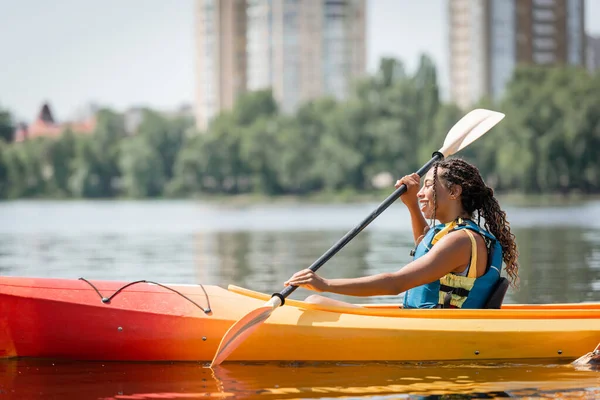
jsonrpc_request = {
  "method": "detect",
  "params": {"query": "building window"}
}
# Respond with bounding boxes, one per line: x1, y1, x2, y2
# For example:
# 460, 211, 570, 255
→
533, 37, 556, 50
533, 23, 555, 36
533, 0, 555, 6
533, 52, 556, 64
533, 9, 555, 22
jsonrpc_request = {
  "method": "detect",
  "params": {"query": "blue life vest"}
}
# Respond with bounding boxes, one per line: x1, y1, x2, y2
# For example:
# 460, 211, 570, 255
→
403, 218, 503, 309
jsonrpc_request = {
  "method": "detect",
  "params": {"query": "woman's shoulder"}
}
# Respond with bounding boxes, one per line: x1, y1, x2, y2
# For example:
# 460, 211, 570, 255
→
420, 230, 477, 273
431, 229, 474, 255
454, 219, 497, 240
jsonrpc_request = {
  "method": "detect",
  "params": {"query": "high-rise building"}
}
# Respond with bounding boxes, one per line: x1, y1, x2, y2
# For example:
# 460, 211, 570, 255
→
195, 0, 366, 130
587, 35, 600, 72
195, 0, 247, 131
449, 0, 586, 109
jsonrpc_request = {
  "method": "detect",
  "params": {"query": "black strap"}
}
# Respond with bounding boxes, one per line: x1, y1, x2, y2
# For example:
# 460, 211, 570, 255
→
439, 285, 471, 309
440, 284, 470, 298
443, 291, 453, 308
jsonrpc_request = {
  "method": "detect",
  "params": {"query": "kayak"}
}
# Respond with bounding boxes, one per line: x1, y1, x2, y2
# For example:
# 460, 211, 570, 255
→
1, 276, 599, 362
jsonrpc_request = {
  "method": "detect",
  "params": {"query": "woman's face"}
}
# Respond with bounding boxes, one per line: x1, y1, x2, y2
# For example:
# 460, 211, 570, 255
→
417, 168, 455, 220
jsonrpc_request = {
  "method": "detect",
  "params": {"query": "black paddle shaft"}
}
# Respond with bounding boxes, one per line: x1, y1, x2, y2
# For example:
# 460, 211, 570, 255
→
272, 151, 444, 305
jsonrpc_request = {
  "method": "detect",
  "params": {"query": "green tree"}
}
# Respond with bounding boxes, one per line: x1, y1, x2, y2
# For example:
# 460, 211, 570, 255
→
232, 89, 278, 126
69, 136, 102, 197
135, 109, 192, 182
493, 65, 600, 193
276, 98, 338, 194
3, 58, 600, 199
46, 129, 77, 197
413, 54, 441, 166
0, 107, 14, 143
3, 138, 47, 198
119, 136, 165, 198
0, 140, 8, 198
167, 134, 206, 196
70, 109, 126, 197
239, 116, 283, 195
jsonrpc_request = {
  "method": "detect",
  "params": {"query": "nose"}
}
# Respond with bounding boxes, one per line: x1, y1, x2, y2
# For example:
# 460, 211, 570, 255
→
417, 185, 425, 198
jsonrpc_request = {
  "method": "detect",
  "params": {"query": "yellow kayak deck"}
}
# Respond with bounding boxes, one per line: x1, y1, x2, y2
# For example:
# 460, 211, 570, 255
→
229, 284, 600, 318
221, 285, 600, 362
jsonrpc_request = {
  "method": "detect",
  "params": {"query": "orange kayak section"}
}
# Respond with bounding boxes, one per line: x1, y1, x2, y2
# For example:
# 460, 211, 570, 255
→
1, 276, 599, 362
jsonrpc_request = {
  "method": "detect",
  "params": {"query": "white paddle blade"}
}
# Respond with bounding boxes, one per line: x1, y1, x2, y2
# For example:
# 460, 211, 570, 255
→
210, 296, 282, 367
439, 109, 505, 157
572, 343, 600, 367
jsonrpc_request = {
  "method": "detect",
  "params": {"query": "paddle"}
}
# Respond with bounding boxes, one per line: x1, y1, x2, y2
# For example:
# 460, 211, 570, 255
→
572, 342, 600, 367
209, 108, 506, 367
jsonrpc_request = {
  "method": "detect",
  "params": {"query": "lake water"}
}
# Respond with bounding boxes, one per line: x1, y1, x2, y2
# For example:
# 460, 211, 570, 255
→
1, 199, 600, 399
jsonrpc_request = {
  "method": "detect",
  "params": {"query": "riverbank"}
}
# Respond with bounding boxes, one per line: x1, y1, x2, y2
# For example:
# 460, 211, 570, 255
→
166, 190, 600, 207
3, 190, 600, 207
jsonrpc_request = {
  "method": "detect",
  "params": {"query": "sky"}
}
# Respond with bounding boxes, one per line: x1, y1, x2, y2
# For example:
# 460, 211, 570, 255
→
1, 0, 599, 123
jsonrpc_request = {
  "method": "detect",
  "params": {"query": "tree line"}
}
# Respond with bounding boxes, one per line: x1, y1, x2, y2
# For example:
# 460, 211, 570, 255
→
0, 55, 599, 200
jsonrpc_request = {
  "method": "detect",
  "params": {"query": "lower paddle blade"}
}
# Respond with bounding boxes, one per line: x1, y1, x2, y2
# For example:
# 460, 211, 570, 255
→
210, 296, 281, 367
572, 342, 600, 367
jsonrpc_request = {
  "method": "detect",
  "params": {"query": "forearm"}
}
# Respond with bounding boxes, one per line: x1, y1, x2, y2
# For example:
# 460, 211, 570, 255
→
309, 233, 471, 300
406, 202, 428, 243
324, 273, 399, 297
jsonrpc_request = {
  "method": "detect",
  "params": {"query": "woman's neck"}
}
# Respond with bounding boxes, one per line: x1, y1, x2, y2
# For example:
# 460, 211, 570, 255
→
437, 211, 471, 225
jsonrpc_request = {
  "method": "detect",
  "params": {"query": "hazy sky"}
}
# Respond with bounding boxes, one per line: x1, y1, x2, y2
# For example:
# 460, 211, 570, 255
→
1, 0, 599, 122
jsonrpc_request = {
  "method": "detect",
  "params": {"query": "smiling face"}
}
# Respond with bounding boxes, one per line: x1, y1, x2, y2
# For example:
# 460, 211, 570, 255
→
417, 167, 460, 221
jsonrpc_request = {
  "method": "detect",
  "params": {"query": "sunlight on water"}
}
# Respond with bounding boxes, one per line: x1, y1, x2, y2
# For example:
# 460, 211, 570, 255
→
1, 200, 600, 398
2, 200, 600, 304
1, 359, 599, 399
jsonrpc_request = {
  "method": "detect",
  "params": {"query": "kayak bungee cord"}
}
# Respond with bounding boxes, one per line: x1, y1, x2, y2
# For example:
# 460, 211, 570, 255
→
78, 277, 212, 314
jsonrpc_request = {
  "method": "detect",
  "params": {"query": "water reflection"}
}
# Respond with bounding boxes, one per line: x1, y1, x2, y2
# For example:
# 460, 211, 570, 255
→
1, 201, 600, 305
1, 359, 599, 399
203, 230, 382, 302
2, 201, 600, 399
509, 227, 600, 304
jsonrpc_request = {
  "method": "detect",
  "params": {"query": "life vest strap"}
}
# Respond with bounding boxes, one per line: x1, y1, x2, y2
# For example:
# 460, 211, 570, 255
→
463, 229, 479, 279
440, 284, 470, 298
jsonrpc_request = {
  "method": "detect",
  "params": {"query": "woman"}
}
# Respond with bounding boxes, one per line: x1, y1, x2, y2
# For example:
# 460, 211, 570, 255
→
284, 158, 519, 309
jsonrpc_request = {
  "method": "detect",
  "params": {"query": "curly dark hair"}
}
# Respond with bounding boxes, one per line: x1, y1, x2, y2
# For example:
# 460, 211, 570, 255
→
431, 157, 519, 287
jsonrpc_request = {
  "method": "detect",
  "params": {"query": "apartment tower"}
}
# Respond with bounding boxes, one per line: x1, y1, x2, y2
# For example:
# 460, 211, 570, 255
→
196, 0, 366, 130
195, 0, 248, 131
449, 0, 586, 109
587, 35, 600, 72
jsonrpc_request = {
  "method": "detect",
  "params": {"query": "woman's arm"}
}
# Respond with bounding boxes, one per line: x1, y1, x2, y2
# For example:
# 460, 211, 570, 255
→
285, 231, 472, 296
406, 202, 429, 244
395, 173, 429, 243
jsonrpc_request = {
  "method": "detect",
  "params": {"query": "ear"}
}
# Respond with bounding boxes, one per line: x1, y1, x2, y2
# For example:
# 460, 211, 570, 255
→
450, 185, 463, 199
